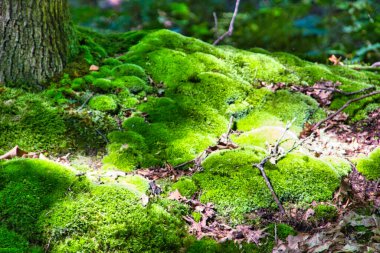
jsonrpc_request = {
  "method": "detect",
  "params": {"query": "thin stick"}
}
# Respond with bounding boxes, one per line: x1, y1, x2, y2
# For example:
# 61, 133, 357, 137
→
78, 92, 94, 111
213, 0, 240, 45
312, 90, 380, 130
213, 12, 218, 38
255, 158, 285, 214
302, 86, 375, 96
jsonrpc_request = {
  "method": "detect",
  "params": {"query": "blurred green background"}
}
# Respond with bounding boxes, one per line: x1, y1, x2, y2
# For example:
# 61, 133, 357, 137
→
69, 0, 380, 63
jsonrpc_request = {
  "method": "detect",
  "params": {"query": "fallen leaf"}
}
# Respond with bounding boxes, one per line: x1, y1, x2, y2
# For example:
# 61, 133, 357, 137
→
329, 55, 344, 66
89, 65, 99, 71
0, 146, 27, 160
168, 189, 183, 201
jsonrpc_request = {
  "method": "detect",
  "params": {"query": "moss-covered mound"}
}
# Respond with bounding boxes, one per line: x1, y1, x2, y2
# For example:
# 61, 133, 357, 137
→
357, 148, 380, 180
99, 29, 378, 171
0, 159, 189, 252
175, 148, 349, 224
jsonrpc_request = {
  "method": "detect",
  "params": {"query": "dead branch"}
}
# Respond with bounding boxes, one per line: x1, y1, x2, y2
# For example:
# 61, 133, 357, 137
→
302, 86, 375, 96
253, 119, 312, 214
213, 0, 241, 45
213, 12, 218, 38
312, 90, 380, 131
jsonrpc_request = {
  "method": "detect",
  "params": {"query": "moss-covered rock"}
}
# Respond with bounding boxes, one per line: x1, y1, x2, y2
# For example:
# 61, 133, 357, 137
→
192, 149, 343, 224
0, 88, 67, 152
0, 159, 89, 239
357, 148, 380, 180
39, 185, 188, 252
88, 95, 118, 112
92, 78, 113, 91
112, 63, 148, 80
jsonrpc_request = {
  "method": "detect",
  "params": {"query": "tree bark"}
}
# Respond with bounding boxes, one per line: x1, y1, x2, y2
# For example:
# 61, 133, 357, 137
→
0, 0, 78, 86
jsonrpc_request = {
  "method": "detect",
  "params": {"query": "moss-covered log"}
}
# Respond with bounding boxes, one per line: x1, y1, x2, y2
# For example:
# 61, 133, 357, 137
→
0, 0, 77, 85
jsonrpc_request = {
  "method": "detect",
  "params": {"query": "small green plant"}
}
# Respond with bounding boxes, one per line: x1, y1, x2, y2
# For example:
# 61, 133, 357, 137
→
88, 95, 118, 112
314, 204, 338, 221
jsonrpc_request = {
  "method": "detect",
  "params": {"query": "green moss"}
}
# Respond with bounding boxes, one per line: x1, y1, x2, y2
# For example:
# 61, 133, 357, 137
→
357, 148, 380, 180
239, 89, 325, 133
92, 78, 113, 91
171, 177, 198, 198
0, 159, 89, 240
103, 130, 147, 171
193, 149, 342, 223
103, 58, 123, 67
112, 63, 148, 80
0, 88, 67, 152
116, 175, 149, 196
232, 126, 298, 150
118, 76, 151, 94
40, 185, 187, 252
267, 223, 297, 240
314, 205, 338, 221
192, 211, 202, 223
193, 148, 270, 224
0, 226, 29, 252
322, 157, 351, 177
185, 236, 272, 253
88, 95, 118, 112
71, 77, 85, 91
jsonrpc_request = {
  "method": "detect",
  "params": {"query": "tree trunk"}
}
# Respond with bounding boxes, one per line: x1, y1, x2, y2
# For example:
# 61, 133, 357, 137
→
0, 0, 78, 86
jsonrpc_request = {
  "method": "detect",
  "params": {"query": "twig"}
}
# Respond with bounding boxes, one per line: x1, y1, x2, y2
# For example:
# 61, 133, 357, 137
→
78, 92, 94, 111
253, 118, 311, 214
213, 12, 218, 38
255, 157, 285, 214
274, 223, 278, 243
213, 0, 240, 45
312, 90, 380, 131
303, 86, 375, 96
95, 129, 109, 143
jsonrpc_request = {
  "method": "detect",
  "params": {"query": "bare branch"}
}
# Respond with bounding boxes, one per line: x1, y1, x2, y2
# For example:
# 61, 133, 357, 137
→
312, 90, 380, 131
213, 12, 218, 38
302, 86, 375, 96
213, 0, 241, 45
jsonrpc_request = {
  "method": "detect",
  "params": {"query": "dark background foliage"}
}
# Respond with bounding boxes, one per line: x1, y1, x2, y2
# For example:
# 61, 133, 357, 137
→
69, 0, 380, 63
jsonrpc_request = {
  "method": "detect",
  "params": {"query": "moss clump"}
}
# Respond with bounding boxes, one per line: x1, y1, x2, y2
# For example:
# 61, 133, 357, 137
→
322, 157, 351, 177
103, 58, 123, 67
356, 148, 380, 180
194, 149, 342, 223
0, 88, 67, 152
193, 148, 271, 224
0, 226, 29, 252
116, 175, 149, 196
92, 78, 113, 91
185, 236, 271, 253
103, 130, 148, 171
40, 185, 187, 252
232, 126, 298, 150
71, 77, 86, 91
171, 177, 198, 198
0, 159, 89, 240
88, 95, 118, 112
267, 223, 297, 240
314, 205, 338, 221
117, 76, 151, 94
112, 63, 147, 80
238, 89, 325, 133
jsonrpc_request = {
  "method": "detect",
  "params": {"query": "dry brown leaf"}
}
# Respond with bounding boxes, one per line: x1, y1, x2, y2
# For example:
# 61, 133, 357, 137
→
89, 65, 99, 71
168, 189, 183, 201
329, 55, 344, 66
0, 145, 27, 160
